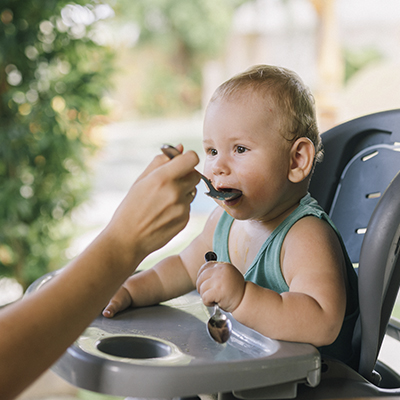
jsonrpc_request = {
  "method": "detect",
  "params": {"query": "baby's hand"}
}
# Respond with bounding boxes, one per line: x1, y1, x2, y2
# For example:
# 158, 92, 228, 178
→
103, 286, 132, 318
196, 261, 245, 313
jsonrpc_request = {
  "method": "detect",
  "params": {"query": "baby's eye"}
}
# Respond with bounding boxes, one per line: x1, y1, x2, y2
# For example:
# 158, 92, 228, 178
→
209, 148, 218, 156
236, 146, 247, 154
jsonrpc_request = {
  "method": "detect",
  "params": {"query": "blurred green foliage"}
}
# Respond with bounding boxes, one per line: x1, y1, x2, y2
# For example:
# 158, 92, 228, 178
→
344, 46, 383, 82
0, 0, 245, 289
113, 0, 247, 116
0, 0, 114, 289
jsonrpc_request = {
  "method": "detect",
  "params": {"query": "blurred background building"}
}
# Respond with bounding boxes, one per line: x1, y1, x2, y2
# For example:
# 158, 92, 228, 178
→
109, 0, 400, 130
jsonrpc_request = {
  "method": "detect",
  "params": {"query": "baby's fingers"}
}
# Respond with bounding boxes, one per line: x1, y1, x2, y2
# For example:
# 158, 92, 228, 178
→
199, 288, 217, 307
102, 302, 118, 318
197, 269, 220, 307
196, 262, 215, 293
102, 287, 132, 318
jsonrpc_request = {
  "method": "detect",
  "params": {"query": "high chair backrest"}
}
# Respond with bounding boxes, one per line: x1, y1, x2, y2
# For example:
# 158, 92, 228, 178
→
356, 170, 400, 382
309, 109, 400, 382
309, 109, 400, 263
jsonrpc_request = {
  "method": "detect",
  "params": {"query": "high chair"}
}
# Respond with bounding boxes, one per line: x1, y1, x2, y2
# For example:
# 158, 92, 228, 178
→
300, 109, 400, 398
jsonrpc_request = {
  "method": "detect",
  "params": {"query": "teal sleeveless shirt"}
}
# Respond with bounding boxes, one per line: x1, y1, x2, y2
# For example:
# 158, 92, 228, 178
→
213, 193, 360, 369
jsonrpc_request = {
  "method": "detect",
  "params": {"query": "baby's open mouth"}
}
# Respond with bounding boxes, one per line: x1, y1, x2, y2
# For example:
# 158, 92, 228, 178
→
219, 188, 242, 201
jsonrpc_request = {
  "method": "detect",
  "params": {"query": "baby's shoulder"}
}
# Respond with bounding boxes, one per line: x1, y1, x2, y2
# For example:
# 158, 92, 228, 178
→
285, 215, 340, 250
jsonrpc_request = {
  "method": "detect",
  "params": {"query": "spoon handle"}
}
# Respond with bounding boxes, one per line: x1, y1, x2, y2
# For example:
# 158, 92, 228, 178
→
205, 251, 218, 262
204, 251, 219, 310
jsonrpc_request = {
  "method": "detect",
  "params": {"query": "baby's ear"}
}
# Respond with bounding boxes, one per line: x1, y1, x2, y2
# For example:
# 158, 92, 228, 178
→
288, 138, 315, 183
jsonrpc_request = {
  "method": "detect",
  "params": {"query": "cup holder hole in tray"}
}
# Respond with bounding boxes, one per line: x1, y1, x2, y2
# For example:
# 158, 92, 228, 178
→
97, 336, 172, 359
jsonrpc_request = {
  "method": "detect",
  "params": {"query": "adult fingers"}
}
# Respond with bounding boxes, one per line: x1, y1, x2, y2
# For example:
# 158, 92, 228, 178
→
135, 144, 188, 182
104, 150, 200, 265
157, 150, 200, 181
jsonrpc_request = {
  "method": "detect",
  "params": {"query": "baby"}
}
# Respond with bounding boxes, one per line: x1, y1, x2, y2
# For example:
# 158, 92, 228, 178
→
103, 65, 359, 368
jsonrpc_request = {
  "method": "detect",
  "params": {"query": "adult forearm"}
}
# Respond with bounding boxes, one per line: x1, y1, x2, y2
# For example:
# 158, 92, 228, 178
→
0, 151, 200, 399
0, 233, 139, 400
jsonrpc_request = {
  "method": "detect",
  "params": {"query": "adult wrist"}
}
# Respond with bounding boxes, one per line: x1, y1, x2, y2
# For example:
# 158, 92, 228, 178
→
94, 227, 145, 277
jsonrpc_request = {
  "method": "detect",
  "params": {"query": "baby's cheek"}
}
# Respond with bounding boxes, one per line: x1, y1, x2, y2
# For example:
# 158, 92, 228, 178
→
241, 172, 265, 195
202, 161, 212, 177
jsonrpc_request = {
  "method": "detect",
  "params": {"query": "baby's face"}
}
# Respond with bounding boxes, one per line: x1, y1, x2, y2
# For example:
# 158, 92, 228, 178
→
203, 92, 294, 223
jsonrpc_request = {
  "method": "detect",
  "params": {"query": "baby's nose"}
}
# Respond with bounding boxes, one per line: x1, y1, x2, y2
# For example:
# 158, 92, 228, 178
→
212, 157, 231, 175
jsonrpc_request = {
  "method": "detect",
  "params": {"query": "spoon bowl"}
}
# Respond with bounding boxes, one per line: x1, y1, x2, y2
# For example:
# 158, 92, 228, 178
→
207, 305, 232, 344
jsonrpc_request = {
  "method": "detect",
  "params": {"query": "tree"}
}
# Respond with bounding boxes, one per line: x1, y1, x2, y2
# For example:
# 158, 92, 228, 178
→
0, 0, 114, 289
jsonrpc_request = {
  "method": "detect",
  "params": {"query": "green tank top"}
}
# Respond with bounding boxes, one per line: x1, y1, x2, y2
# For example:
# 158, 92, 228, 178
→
213, 193, 360, 368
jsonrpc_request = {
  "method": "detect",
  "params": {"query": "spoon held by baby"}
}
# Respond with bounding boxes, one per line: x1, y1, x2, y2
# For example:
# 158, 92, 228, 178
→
204, 251, 232, 344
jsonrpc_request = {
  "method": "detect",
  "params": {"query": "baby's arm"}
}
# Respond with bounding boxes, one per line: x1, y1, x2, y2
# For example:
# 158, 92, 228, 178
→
102, 255, 194, 317
236, 216, 347, 346
103, 207, 222, 317
198, 216, 348, 347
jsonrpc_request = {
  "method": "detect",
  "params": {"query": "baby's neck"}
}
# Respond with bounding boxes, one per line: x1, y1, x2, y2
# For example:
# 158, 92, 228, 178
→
229, 200, 301, 274
253, 190, 307, 230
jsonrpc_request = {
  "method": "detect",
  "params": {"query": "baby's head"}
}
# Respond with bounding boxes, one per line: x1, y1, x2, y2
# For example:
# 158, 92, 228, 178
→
209, 65, 323, 165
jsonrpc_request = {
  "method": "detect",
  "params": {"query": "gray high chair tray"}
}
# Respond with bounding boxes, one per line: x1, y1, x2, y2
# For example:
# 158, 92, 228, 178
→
28, 272, 320, 399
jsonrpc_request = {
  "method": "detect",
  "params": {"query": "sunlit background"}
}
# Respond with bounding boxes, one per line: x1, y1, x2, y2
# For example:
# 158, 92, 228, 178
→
1, 0, 400, 398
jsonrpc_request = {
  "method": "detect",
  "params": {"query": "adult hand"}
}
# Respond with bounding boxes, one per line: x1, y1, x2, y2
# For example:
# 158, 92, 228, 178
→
196, 261, 246, 313
104, 148, 200, 267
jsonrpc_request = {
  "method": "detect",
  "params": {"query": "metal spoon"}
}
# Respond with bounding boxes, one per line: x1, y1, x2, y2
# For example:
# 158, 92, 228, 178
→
204, 251, 232, 344
161, 144, 241, 201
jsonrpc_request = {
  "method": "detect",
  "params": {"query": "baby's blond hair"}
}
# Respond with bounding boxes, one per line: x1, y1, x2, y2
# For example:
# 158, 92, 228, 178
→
210, 65, 323, 164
